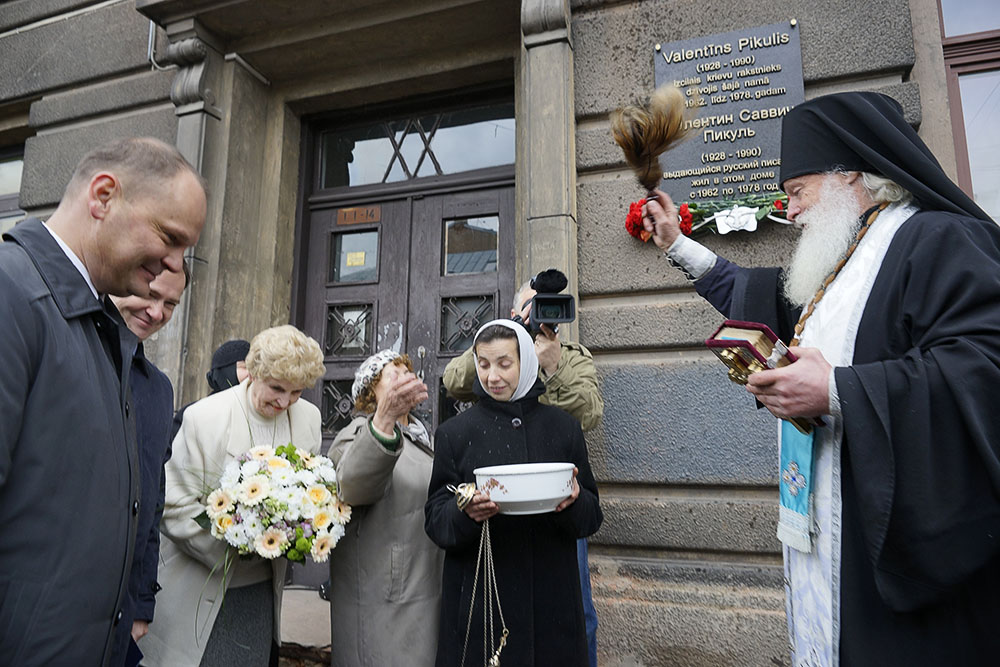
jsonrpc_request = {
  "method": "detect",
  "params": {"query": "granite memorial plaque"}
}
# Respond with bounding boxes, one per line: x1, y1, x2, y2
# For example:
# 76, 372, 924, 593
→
653, 20, 805, 207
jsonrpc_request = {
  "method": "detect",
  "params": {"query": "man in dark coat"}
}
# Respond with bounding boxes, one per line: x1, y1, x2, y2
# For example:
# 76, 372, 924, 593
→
643, 92, 1000, 664
0, 137, 206, 666
111, 263, 190, 666
426, 320, 603, 667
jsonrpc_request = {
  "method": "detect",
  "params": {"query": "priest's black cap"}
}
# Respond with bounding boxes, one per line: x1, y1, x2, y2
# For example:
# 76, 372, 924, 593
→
779, 92, 990, 221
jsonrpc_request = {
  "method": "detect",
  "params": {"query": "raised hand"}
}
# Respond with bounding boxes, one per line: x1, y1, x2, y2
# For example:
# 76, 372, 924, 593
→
643, 188, 682, 251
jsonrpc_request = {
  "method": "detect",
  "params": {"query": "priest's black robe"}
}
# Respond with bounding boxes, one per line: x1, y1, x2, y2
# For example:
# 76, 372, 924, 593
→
696, 210, 1000, 664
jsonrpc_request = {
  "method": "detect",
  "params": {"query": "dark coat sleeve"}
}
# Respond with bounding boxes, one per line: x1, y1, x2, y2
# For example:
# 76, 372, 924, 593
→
132, 368, 174, 622
836, 213, 1000, 612
424, 426, 485, 550
0, 269, 35, 490
695, 257, 800, 342
549, 420, 603, 539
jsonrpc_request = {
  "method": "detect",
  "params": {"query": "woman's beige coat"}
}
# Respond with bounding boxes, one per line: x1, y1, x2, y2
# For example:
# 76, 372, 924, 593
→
139, 380, 321, 666
327, 416, 443, 667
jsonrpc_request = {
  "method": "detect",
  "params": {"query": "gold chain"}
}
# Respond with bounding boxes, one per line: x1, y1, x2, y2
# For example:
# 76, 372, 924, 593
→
460, 519, 509, 667
790, 204, 887, 347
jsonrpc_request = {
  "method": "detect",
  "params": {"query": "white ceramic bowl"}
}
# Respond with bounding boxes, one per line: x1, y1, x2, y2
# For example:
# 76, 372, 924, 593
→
473, 462, 575, 515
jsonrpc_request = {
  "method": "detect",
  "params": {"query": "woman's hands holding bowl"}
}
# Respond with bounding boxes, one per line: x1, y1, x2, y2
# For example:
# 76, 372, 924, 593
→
464, 491, 500, 522
554, 467, 580, 512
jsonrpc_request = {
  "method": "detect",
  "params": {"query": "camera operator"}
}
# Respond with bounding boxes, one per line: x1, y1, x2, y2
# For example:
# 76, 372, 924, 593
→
442, 272, 604, 667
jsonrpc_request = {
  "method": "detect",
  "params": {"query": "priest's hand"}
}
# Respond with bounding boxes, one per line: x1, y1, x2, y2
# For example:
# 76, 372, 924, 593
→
465, 491, 499, 522
643, 189, 681, 251
745, 347, 832, 418
555, 467, 580, 512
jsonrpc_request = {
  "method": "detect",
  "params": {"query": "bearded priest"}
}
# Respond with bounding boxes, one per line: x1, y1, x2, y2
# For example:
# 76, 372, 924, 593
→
643, 91, 1000, 666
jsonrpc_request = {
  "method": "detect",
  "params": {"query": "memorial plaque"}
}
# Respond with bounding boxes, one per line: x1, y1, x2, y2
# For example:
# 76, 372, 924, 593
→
653, 21, 804, 207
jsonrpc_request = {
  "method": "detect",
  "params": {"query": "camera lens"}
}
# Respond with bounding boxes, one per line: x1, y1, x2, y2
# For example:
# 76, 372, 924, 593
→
540, 305, 562, 318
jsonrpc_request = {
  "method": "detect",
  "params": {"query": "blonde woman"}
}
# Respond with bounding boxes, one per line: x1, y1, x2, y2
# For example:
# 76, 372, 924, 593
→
140, 325, 325, 667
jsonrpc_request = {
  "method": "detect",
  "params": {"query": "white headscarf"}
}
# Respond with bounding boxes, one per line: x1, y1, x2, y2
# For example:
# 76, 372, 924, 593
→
472, 319, 539, 402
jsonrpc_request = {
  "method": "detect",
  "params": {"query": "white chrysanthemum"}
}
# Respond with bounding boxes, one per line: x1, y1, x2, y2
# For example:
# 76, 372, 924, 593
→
272, 466, 296, 486
219, 462, 241, 489
295, 469, 318, 486
254, 528, 288, 559
306, 484, 331, 506
330, 499, 352, 524
225, 522, 247, 548
211, 514, 234, 538
299, 497, 317, 520
248, 446, 275, 461
310, 531, 338, 563
241, 460, 265, 479
327, 521, 346, 542
242, 512, 265, 539
315, 464, 337, 484
312, 507, 333, 531
206, 489, 235, 519
238, 476, 270, 506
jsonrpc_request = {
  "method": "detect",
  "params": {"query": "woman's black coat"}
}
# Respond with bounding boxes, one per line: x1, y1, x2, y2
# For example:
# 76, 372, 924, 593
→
424, 379, 603, 667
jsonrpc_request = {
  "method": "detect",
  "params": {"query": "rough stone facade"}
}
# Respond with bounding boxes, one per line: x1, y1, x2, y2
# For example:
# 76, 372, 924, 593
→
0, 0, 959, 664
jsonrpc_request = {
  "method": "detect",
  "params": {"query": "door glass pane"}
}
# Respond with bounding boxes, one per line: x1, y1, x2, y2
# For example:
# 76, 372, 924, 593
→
330, 231, 378, 283
959, 69, 1000, 220
319, 102, 514, 189
940, 0, 1000, 37
0, 157, 23, 196
325, 304, 374, 357
431, 106, 515, 174
321, 380, 356, 436
444, 216, 499, 275
321, 125, 394, 188
440, 295, 495, 352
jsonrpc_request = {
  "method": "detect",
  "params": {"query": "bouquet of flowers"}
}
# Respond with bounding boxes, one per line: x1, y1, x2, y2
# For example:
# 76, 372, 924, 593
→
200, 444, 351, 563
625, 194, 789, 241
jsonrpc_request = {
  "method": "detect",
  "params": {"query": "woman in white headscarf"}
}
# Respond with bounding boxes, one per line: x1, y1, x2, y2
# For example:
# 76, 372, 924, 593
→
326, 349, 443, 667
424, 320, 603, 667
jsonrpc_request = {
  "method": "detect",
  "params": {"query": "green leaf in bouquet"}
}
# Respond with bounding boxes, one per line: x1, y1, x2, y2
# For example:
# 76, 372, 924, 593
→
193, 511, 211, 531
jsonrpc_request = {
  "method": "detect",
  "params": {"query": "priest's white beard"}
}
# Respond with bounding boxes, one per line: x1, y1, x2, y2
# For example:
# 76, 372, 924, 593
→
783, 177, 865, 307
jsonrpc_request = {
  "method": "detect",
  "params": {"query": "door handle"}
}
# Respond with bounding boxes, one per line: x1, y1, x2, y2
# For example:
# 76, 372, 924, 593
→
416, 345, 427, 381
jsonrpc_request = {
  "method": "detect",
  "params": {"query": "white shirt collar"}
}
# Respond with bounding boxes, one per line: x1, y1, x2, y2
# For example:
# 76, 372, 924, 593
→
41, 221, 99, 300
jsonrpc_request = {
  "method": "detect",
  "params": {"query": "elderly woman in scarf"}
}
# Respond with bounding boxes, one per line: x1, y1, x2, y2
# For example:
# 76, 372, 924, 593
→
424, 319, 603, 667
142, 325, 325, 667
326, 350, 443, 667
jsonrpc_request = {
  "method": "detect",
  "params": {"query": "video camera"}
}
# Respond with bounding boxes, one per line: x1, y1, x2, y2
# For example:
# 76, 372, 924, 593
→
512, 268, 576, 335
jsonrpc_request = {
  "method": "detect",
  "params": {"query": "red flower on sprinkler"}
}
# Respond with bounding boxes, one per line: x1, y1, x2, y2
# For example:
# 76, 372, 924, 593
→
624, 198, 652, 242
